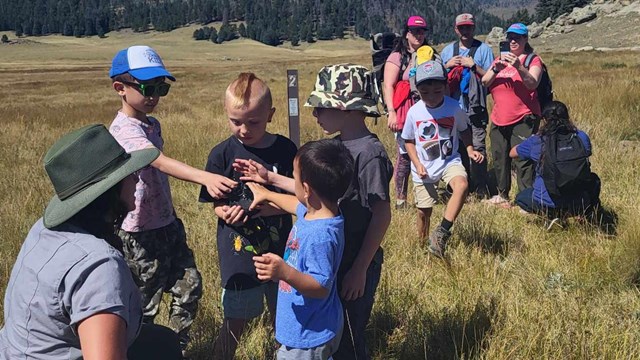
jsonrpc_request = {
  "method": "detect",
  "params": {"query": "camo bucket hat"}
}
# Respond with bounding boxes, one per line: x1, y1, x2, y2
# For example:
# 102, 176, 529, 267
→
305, 64, 380, 117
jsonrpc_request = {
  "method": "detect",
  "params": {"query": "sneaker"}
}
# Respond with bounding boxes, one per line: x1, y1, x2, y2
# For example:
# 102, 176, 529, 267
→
428, 225, 451, 258
483, 195, 511, 208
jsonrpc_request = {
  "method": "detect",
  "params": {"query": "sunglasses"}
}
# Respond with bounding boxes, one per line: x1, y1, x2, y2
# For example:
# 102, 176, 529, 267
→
121, 80, 171, 97
506, 34, 525, 42
409, 28, 426, 36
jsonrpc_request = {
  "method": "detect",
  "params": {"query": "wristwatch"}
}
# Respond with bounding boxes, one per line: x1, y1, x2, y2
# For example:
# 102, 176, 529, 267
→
491, 66, 499, 74
470, 64, 477, 73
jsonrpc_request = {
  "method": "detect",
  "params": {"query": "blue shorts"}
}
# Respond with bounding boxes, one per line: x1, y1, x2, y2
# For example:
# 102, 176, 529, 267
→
221, 281, 278, 319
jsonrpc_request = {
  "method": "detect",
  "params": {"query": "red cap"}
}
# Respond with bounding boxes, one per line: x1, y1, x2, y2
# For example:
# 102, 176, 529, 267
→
407, 16, 427, 29
455, 13, 475, 26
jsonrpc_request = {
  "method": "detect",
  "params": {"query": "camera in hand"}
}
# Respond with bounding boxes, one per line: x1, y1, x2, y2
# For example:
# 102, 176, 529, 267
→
228, 180, 256, 216
499, 41, 510, 59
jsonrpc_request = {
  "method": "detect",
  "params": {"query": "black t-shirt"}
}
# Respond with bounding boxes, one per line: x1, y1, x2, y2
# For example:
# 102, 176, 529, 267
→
337, 134, 393, 279
199, 135, 297, 290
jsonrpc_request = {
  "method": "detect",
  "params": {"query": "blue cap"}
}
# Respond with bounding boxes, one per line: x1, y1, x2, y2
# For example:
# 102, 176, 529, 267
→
109, 45, 175, 81
506, 23, 528, 36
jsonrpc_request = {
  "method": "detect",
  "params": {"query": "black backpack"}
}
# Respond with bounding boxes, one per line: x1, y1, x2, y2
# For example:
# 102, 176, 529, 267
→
524, 53, 554, 110
541, 131, 591, 197
370, 32, 409, 114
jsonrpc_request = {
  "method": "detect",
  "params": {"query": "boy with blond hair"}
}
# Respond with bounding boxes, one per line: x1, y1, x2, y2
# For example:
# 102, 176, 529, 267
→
401, 61, 484, 257
108, 45, 236, 357
234, 64, 393, 359
199, 72, 297, 359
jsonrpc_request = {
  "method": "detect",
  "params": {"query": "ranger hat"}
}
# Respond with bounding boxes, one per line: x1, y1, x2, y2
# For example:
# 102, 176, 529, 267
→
43, 124, 160, 228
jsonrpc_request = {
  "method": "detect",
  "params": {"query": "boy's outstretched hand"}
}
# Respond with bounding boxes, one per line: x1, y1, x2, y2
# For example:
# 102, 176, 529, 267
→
203, 173, 237, 199
233, 159, 269, 184
245, 182, 272, 211
253, 253, 287, 281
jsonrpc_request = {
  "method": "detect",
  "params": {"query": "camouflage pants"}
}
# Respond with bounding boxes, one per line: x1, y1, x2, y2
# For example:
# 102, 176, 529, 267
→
117, 218, 202, 350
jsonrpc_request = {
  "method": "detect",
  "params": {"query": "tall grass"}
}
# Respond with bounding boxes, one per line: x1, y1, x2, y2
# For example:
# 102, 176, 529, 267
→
1, 37, 639, 359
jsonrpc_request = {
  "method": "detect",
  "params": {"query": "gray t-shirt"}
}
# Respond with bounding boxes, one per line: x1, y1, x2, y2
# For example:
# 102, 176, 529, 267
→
337, 134, 393, 280
0, 219, 142, 359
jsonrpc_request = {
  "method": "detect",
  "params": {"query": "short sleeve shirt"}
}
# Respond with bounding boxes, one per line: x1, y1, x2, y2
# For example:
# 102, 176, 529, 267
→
386, 51, 414, 81
109, 111, 175, 232
440, 40, 495, 110
0, 219, 142, 360
517, 131, 592, 207
199, 135, 297, 290
402, 97, 470, 183
276, 203, 344, 349
338, 134, 392, 278
489, 55, 542, 126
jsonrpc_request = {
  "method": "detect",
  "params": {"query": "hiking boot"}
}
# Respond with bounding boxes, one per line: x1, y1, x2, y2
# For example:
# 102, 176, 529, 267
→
428, 225, 451, 258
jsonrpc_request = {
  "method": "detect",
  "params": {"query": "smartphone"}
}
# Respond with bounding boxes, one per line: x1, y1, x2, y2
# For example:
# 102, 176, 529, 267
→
499, 41, 510, 60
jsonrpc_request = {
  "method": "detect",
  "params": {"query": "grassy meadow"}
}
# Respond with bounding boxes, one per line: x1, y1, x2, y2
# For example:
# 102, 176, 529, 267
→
1, 27, 640, 359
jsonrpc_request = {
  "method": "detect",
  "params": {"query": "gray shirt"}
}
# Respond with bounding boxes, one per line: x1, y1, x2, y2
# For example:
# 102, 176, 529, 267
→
337, 134, 393, 278
0, 219, 142, 359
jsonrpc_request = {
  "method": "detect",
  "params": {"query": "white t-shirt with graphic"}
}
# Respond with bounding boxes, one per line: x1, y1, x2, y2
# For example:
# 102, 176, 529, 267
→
401, 96, 469, 183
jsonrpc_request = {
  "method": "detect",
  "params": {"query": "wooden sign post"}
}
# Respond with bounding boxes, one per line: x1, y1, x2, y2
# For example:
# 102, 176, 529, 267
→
287, 69, 300, 148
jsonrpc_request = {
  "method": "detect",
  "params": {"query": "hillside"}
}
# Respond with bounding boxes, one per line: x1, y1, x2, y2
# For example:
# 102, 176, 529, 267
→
0, 0, 504, 46
528, 0, 640, 52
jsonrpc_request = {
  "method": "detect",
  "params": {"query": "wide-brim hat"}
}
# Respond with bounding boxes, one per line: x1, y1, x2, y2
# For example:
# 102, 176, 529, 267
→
304, 64, 380, 117
43, 124, 160, 228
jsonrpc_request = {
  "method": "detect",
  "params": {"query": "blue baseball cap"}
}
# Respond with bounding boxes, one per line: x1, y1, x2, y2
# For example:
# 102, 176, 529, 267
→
109, 45, 175, 81
506, 23, 528, 36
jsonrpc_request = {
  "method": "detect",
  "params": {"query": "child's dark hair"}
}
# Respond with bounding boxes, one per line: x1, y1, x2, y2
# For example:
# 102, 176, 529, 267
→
417, 79, 447, 89
539, 100, 577, 137
296, 139, 354, 203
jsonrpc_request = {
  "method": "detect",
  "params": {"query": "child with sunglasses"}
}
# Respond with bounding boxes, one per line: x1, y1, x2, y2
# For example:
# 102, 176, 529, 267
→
108, 45, 237, 358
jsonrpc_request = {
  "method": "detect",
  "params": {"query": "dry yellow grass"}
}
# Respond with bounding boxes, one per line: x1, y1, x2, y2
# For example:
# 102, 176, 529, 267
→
1, 30, 640, 359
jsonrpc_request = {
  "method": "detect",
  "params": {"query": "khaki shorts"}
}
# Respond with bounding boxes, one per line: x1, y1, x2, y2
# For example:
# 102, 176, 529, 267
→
413, 163, 467, 209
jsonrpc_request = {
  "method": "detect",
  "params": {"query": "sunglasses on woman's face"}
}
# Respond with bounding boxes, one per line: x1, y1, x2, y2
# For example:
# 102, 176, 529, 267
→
409, 28, 426, 36
507, 34, 524, 42
121, 80, 171, 97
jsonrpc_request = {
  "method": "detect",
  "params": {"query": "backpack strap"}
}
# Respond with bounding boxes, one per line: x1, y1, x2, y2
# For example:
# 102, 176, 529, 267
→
468, 39, 481, 59
453, 41, 459, 56
398, 52, 410, 82
523, 53, 536, 69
